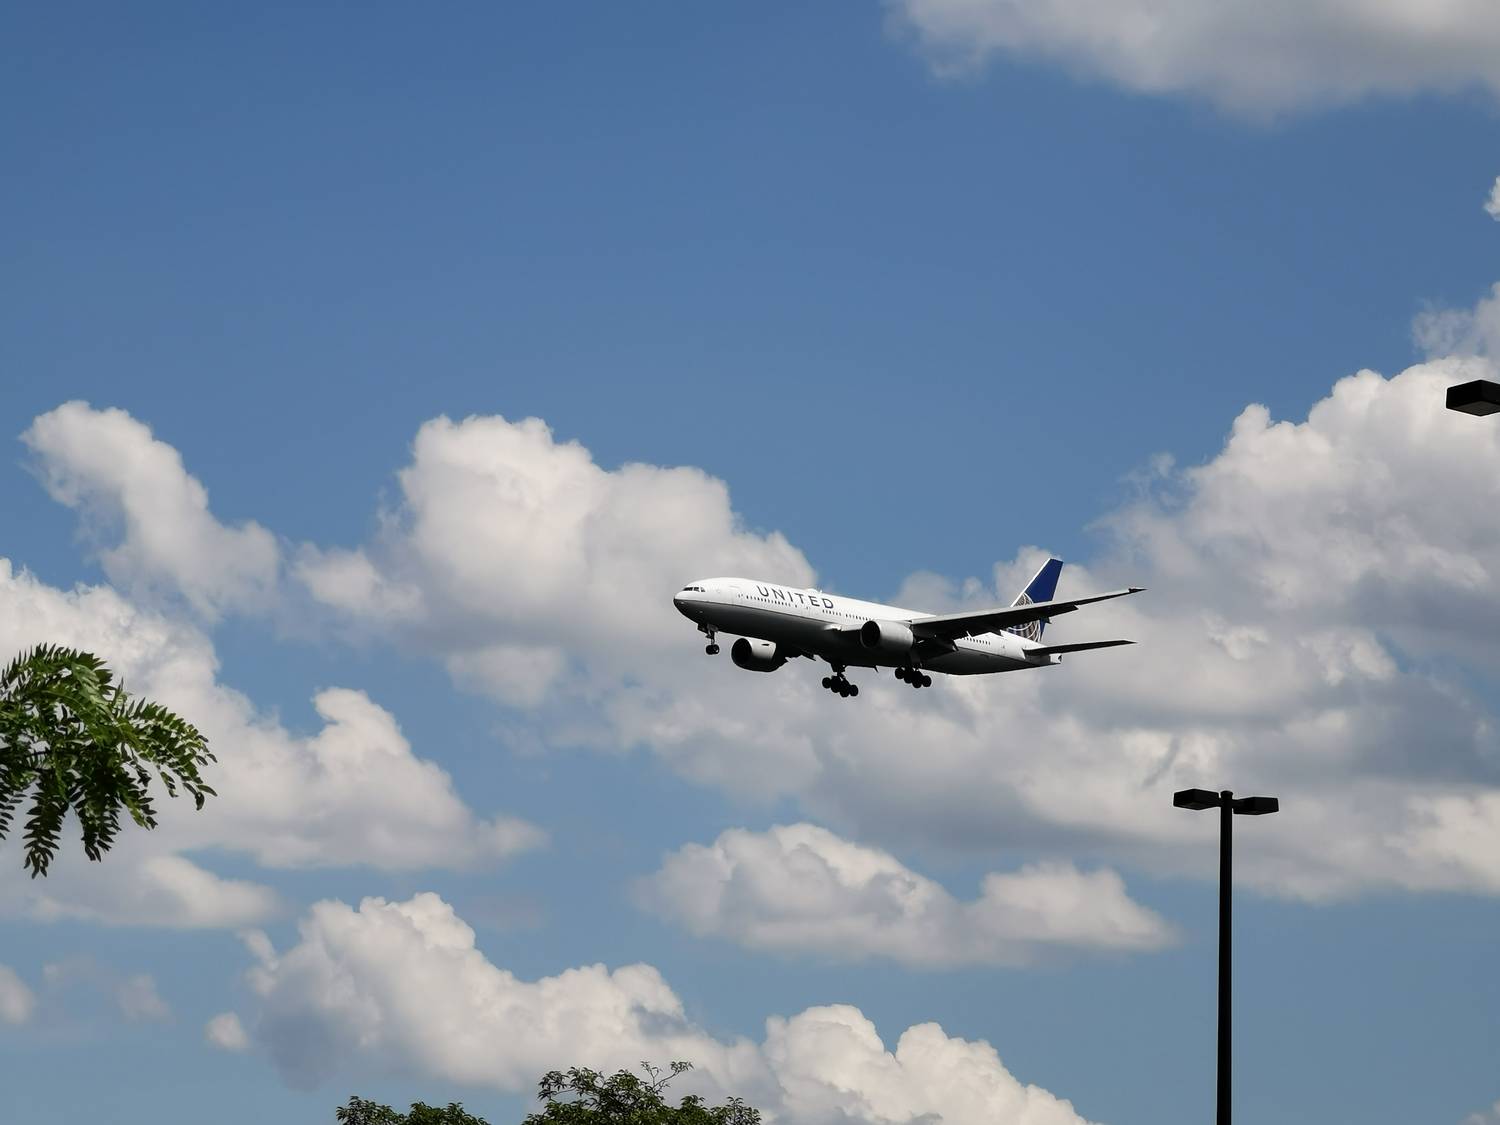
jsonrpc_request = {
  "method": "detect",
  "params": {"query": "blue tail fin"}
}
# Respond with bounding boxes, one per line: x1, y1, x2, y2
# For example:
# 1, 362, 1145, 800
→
1009, 558, 1063, 641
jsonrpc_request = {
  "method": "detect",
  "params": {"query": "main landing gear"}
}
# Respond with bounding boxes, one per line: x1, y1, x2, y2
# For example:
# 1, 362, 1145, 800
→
821, 665, 858, 698
896, 666, 932, 689
699, 623, 719, 655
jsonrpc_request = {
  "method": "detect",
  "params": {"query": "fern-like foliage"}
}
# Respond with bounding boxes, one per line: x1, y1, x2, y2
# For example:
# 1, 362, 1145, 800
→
0, 644, 215, 877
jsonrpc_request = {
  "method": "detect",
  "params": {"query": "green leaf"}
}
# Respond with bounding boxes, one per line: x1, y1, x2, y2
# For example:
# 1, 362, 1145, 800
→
0, 644, 216, 876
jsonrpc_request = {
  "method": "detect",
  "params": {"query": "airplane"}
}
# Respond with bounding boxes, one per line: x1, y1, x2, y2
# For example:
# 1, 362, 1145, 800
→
672, 559, 1141, 698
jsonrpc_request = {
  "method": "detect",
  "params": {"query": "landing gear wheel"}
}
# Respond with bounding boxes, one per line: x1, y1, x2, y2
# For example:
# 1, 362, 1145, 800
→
919, 674, 931, 688
896, 667, 909, 682
705, 643, 720, 655
823, 667, 857, 698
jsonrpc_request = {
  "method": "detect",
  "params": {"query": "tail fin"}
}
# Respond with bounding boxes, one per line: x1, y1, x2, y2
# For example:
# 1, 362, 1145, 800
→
1009, 558, 1064, 641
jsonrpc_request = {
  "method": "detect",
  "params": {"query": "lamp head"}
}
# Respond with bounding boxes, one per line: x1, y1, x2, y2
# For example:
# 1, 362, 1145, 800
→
1173, 788, 1221, 811
1233, 795, 1280, 816
1447, 380, 1500, 416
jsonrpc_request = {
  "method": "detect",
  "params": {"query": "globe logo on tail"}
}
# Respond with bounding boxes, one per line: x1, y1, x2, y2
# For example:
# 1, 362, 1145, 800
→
1007, 592, 1045, 643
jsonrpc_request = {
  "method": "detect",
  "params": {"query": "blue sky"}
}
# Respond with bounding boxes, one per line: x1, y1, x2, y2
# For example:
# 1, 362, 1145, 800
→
5, 4, 1500, 1124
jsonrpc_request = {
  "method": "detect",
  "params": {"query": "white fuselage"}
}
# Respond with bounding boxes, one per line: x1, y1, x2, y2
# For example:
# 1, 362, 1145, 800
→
673, 577, 1048, 674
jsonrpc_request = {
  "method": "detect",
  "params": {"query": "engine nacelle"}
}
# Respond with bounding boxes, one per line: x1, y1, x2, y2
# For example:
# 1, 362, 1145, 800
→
731, 637, 787, 672
859, 619, 915, 655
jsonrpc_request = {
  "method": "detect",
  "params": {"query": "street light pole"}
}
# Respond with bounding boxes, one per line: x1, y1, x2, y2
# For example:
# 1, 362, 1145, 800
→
1174, 787, 1279, 1125
1219, 791, 1232, 1125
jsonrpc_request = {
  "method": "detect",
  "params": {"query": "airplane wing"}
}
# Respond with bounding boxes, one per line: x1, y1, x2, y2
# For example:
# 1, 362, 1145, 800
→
907, 588, 1144, 640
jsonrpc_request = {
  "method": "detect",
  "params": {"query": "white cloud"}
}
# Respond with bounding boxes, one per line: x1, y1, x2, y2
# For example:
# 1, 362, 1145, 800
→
241, 892, 741, 1092
764, 1007, 1096, 1125
22, 402, 280, 619
21, 851, 279, 930
637, 824, 1173, 967
0, 559, 543, 927
235, 891, 1097, 1125
29, 337, 1500, 906
887, 0, 1500, 113
295, 413, 813, 701
115, 973, 171, 1022
241, 350, 1500, 901
1487, 177, 1500, 222
1415, 283, 1500, 359
206, 1011, 251, 1051
293, 546, 421, 623
0, 964, 35, 1025
184, 685, 546, 871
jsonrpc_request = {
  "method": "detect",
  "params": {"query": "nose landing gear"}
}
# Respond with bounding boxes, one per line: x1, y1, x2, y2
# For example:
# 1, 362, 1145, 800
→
895, 666, 932, 689
699, 623, 719, 655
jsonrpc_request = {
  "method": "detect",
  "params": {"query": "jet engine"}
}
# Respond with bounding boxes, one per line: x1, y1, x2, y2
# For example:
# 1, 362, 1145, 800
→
731, 637, 788, 672
859, 619, 915, 655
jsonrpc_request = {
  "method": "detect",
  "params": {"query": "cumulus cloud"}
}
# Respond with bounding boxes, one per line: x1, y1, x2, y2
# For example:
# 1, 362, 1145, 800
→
0, 559, 543, 927
206, 1011, 251, 1051
637, 824, 1173, 966
23, 402, 280, 618
1487, 177, 1500, 222
294, 413, 813, 702
233, 892, 1096, 1125
279, 357, 1500, 899
0, 964, 35, 1025
763, 1008, 1094, 1125
887, 0, 1500, 113
29, 323, 1500, 905
22, 850, 278, 930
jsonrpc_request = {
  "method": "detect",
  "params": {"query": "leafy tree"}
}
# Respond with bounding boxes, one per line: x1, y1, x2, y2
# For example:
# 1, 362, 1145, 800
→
334, 1063, 762, 1125
523, 1061, 761, 1125
0, 644, 215, 876
335, 1097, 491, 1125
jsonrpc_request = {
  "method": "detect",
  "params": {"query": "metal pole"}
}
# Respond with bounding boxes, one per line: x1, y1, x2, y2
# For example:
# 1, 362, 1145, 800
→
1218, 790, 1233, 1125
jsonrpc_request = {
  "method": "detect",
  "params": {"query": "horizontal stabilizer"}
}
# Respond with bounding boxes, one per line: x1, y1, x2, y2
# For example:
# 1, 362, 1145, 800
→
1031, 639, 1135, 656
